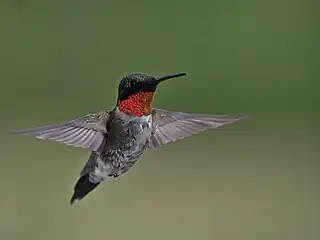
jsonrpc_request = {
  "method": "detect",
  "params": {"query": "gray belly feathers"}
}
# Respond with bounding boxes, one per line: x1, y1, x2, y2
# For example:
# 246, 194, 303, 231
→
88, 110, 152, 183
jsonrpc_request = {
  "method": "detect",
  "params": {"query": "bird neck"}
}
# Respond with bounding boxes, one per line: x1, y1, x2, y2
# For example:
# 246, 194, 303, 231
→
117, 91, 154, 117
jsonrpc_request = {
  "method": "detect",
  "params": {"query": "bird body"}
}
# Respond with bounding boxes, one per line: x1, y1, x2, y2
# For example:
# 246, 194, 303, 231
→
14, 72, 247, 204
88, 108, 152, 181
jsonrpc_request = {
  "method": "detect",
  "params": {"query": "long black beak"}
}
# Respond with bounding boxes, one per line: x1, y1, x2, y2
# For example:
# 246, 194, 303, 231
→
155, 73, 187, 83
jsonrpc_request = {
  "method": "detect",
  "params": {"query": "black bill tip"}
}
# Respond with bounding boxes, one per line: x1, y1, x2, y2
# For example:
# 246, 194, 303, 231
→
155, 72, 187, 83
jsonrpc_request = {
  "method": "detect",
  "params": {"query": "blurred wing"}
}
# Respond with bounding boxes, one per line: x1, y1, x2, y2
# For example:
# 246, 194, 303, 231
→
149, 108, 247, 149
13, 111, 110, 151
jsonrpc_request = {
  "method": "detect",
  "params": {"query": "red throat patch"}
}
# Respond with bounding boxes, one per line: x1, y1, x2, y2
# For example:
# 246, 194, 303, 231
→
117, 92, 155, 117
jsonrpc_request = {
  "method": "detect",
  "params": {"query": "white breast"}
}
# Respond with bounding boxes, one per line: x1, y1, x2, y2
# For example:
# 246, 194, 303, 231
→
115, 108, 152, 149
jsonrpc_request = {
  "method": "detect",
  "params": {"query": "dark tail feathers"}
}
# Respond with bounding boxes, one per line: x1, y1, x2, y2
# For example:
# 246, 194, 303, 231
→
70, 174, 100, 204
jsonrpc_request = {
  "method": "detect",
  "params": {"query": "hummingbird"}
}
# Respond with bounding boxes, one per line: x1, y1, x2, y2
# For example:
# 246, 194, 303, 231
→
14, 72, 247, 204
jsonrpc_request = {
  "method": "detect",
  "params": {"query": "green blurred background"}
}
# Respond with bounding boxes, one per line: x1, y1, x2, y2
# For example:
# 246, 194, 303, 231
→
0, 0, 319, 239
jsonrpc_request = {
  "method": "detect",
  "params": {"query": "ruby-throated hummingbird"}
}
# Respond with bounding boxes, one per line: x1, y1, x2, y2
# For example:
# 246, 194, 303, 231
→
14, 72, 247, 204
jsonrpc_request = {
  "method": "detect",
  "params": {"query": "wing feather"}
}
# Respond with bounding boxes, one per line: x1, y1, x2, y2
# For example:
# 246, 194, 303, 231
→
13, 111, 110, 151
149, 108, 247, 149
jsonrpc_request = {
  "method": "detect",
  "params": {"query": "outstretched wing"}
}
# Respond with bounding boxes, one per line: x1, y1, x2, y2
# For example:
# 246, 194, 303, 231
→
13, 111, 110, 151
149, 108, 247, 149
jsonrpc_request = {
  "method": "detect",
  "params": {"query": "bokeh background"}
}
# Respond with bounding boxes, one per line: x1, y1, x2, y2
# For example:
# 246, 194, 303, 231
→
0, 1, 319, 239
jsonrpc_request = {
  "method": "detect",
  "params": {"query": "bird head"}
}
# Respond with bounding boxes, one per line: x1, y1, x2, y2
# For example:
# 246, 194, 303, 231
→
117, 72, 186, 116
